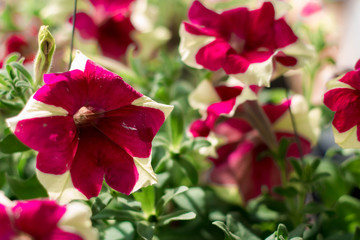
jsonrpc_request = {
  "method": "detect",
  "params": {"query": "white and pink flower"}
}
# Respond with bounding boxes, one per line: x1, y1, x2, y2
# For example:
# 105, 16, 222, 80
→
323, 61, 360, 149
0, 193, 97, 240
205, 96, 320, 202
6, 51, 173, 203
188, 80, 259, 138
179, 1, 314, 87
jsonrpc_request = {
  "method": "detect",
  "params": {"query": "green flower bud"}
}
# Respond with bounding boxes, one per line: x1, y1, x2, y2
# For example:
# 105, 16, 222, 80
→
34, 25, 56, 88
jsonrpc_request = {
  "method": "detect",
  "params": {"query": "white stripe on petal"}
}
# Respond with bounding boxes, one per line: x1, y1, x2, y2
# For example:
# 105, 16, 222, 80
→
58, 202, 98, 240
280, 40, 315, 68
188, 80, 221, 115
272, 95, 320, 145
0, 191, 13, 207
70, 50, 88, 72
179, 24, 215, 69
333, 126, 360, 149
131, 96, 174, 119
36, 170, 87, 205
230, 54, 275, 87
6, 97, 68, 132
131, 156, 157, 193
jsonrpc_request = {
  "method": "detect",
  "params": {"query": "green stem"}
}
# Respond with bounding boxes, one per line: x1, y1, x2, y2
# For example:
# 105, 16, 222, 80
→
68, 0, 78, 70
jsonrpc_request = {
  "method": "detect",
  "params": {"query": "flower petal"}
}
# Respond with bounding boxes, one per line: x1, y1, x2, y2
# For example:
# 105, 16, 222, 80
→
179, 24, 216, 69
36, 170, 87, 205
72, 12, 98, 40
0, 204, 15, 239
58, 202, 98, 240
6, 97, 68, 132
188, 0, 221, 29
96, 105, 165, 158
12, 200, 66, 238
11, 115, 77, 159
84, 59, 142, 111
36, 70, 88, 114
196, 39, 231, 71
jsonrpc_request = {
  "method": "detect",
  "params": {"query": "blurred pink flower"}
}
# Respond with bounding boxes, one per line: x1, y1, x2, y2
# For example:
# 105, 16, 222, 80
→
0, 34, 35, 68
71, 0, 136, 60
0, 195, 97, 240
7, 51, 173, 203
323, 60, 360, 149
208, 99, 313, 202
179, 1, 313, 87
189, 83, 259, 138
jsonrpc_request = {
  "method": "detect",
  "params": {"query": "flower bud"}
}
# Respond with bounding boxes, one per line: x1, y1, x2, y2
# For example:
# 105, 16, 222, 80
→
34, 25, 56, 87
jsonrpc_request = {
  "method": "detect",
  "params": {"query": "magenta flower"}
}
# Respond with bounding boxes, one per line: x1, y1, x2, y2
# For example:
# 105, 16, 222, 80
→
188, 80, 259, 138
71, 0, 136, 60
179, 1, 314, 87
206, 96, 319, 202
7, 51, 173, 203
0, 193, 97, 240
0, 34, 35, 68
89, 0, 135, 15
323, 61, 360, 148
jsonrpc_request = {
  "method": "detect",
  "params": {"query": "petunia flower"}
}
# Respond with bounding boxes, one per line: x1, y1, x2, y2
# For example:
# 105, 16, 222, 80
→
188, 79, 259, 138
179, 1, 314, 87
7, 51, 173, 203
0, 192, 97, 240
0, 34, 35, 68
207, 95, 320, 202
323, 61, 360, 149
71, 0, 136, 60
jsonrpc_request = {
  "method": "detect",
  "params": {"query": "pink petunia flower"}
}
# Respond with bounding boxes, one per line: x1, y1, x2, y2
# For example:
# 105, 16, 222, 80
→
179, 1, 314, 87
0, 34, 35, 68
0, 192, 97, 240
71, 0, 136, 60
188, 80, 259, 138
7, 51, 173, 203
206, 96, 320, 202
89, 0, 135, 15
323, 61, 360, 148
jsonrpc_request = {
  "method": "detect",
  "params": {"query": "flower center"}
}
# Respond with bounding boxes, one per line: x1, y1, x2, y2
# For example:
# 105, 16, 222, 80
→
73, 106, 101, 127
13, 233, 34, 240
229, 33, 246, 54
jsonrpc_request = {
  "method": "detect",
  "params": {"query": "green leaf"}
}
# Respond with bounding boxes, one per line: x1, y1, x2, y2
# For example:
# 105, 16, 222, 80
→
178, 157, 198, 185
190, 138, 211, 151
104, 222, 135, 240
289, 158, 302, 178
213, 221, 240, 240
353, 227, 360, 240
7, 174, 48, 199
173, 187, 207, 216
5, 53, 20, 65
288, 224, 306, 239
10, 62, 33, 84
213, 214, 260, 240
91, 192, 113, 215
0, 99, 24, 111
276, 224, 289, 240
136, 221, 155, 240
156, 186, 188, 215
92, 209, 145, 222
158, 210, 196, 226
133, 185, 156, 216
272, 186, 298, 198
0, 133, 30, 154
169, 101, 184, 150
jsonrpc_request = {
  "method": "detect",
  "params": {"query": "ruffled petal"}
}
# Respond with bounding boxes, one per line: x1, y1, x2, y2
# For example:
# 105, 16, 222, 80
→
196, 39, 231, 71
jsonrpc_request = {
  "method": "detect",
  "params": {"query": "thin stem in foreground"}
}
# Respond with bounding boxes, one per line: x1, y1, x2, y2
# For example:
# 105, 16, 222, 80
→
68, 0, 78, 70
